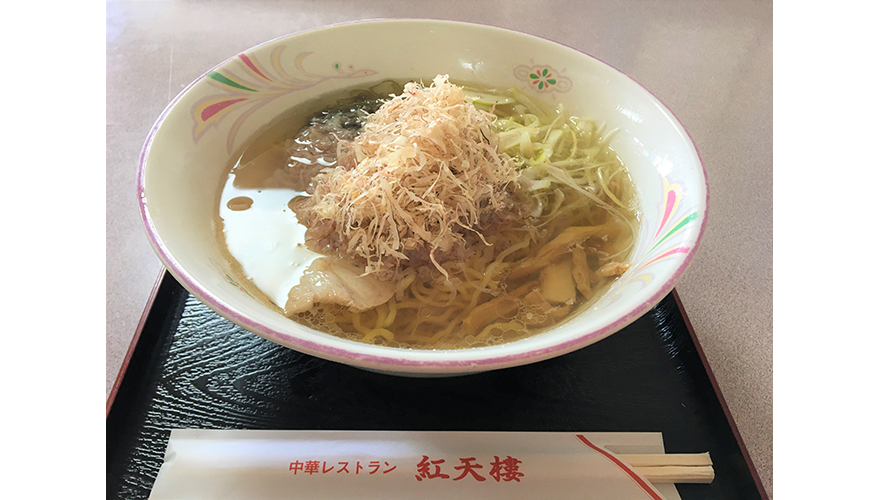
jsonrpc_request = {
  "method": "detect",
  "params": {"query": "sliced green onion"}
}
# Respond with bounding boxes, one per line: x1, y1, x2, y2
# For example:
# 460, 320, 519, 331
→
597, 166, 625, 208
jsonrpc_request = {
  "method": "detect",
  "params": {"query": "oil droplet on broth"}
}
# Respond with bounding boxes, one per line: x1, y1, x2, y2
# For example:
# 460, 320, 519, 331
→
218, 172, 320, 309
226, 196, 253, 211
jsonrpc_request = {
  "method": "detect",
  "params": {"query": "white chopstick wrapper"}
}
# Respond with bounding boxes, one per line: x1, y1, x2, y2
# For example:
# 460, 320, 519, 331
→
148, 430, 680, 500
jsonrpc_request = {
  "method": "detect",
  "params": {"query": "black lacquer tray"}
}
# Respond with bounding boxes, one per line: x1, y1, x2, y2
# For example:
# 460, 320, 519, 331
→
106, 272, 768, 500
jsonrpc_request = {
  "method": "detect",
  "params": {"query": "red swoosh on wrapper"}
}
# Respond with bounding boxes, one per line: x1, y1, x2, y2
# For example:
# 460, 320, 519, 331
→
575, 434, 664, 500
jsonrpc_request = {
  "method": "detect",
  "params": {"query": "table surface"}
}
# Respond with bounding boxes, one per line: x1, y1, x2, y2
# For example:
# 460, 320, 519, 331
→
106, 0, 772, 496
108, 287, 765, 500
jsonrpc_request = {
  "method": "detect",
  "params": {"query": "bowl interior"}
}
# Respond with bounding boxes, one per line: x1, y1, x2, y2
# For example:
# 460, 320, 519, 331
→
139, 20, 706, 373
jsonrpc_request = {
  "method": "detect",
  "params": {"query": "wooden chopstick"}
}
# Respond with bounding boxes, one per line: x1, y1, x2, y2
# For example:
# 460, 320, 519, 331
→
634, 465, 715, 484
617, 452, 712, 467
617, 453, 714, 484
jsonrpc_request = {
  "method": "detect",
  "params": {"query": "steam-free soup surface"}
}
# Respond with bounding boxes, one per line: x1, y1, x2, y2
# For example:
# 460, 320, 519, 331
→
216, 77, 640, 349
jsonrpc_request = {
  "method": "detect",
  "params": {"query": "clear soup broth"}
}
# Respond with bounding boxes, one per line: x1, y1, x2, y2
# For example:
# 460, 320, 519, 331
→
216, 78, 640, 349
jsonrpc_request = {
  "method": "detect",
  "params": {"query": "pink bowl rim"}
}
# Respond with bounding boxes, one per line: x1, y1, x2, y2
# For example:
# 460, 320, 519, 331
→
137, 18, 709, 373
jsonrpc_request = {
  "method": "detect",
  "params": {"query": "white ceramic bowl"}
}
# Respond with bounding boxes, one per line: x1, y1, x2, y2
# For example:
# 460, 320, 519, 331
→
138, 19, 707, 376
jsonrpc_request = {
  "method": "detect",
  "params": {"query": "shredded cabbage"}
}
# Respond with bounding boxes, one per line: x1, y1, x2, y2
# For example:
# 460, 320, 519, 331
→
302, 76, 638, 280
483, 87, 638, 260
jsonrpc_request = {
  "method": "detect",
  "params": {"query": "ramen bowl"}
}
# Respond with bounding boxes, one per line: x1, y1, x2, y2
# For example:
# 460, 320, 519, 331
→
138, 19, 707, 376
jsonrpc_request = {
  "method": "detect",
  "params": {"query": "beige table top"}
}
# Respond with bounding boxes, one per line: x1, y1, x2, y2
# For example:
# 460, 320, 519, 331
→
106, 0, 772, 496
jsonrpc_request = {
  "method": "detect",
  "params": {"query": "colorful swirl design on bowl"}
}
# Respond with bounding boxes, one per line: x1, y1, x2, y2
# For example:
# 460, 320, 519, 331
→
595, 176, 699, 308
640, 177, 699, 269
191, 49, 377, 153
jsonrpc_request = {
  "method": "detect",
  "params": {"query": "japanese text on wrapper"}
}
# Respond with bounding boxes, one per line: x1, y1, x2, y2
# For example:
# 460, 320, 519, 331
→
288, 455, 524, 483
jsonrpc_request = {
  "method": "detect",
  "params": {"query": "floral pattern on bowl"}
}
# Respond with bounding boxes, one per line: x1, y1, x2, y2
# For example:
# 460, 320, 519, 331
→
514, 64, 572, 93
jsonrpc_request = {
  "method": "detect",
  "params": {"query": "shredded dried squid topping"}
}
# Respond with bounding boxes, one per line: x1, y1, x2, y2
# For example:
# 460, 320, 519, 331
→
303, 75, 521, 279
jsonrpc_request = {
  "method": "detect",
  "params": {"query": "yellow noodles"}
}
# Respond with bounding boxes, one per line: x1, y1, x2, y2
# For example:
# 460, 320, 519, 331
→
219, 78, 640, 349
